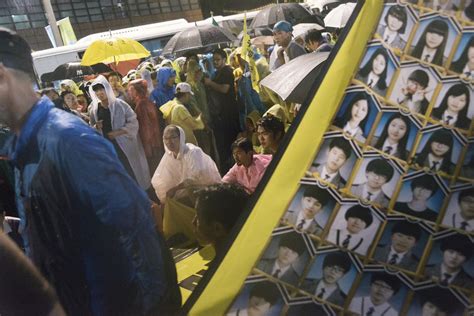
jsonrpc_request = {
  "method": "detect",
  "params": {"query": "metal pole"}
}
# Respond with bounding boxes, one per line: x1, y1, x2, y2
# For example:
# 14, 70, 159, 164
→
41, 0, 64, 46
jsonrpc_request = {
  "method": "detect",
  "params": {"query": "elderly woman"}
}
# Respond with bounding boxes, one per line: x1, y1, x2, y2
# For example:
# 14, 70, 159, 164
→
88, 75, 151, 190
151, 125, 221, 205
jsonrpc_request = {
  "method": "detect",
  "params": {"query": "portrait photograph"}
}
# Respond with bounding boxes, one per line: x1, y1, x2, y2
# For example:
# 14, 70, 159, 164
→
407, 286, 466, 316
413, 127, 464, 175
429, 81, 473, 131
394, 173, 447, 222
306, 135, 359, 189
408, 16, 459, 67
301, 251, 357, 307
350, 157, 402, 208
388, 63, 438, 115
282, 183, 337, 236
420, 0, 463, 15
226, 280, 283, 316
461, 1, 474, 22
424, 233, 474, 291
285, 299, 335, 316
355, 44, 398, 97
442, 186, 474, 233
449, 31, 474, 80
375, 3, 417, 51
256, 231, 312, 286
327, 204, 382, 256
348, 272, 408, 316
332, 89, 380, 144
369, 111, 419, 161
372, 219, 428, 272
459, 142, 474, 179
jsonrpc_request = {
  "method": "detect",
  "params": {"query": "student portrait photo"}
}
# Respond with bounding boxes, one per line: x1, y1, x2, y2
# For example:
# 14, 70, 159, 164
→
376, 4, 412, 51
327, 204, 381, 255
355, 45, 395, 96
372, 220, 427, 272
370, 112, 417, 161
301, 252, 356, 306
390, 66, 435, 115
422, 0, 462, 14
226, 281, 282, 316
307, 137, 356, 188
394, 174, 444, 222
282, 184, 334, 235
410, 17, 456, 66
333, 91, 378, 144
257, 232, 309, 285
442, 188, 474, 233
460, 143, 474, 179
450, 34, 474, 80
408, 286, 465, 316
349, 272, 406, 316
350, 158, 399, 208
414, 129, 459, 174
430, 83, 472, 130
424, 234, 474, 291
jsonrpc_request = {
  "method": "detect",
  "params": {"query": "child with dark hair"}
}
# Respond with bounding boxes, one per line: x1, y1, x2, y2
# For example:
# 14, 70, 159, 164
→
356, 47, 390, 96
334, 93, 371, 143
308, 137, 352, 188
443, 188, 474, 233
415, 130, 454, 173
302, 252, 352, 305
418, 287, 458, 316
411, 19, 449, 65
431, 83, 471, 130
284, 185, 331, 235
256, 115, 285, 155
304, 29, 333, 53
377, 5, 408, 50
371, 113, 411, 160
351, 159, 394, 208
451, 36, 474, 79
227, 282, 281, 316
397, 69, 431, 114
394, 175, 439, 221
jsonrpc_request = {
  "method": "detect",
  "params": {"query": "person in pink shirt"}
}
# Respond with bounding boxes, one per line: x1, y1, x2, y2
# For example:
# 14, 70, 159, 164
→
222, 137, 272, 194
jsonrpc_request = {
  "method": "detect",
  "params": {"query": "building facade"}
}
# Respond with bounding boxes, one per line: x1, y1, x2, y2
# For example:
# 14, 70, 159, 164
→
1, 0, 202, 51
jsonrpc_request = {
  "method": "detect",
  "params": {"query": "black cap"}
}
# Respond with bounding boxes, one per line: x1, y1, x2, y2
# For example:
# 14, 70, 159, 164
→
0, 27, 34, 75
440, 234, 473, 259
345, 205, 374, 227
391, 221, 422, 241
279, 232, 307, 256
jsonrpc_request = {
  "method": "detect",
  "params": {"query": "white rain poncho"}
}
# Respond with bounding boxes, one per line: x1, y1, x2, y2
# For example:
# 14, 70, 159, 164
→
88, 75, 151, 189
151, 125, 221, 203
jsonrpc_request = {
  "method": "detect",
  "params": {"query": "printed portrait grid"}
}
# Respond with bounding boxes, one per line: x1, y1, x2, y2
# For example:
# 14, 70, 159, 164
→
225, 1, 474, 315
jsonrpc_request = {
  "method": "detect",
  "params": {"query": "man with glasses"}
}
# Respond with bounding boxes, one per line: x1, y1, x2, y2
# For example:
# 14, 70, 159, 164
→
349, 272, 402, 316
442, 188, 474, 233
302, 252, 352, 306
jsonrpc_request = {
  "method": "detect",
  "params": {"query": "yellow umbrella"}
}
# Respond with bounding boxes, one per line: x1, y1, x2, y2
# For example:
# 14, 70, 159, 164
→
81, 37, 150, 66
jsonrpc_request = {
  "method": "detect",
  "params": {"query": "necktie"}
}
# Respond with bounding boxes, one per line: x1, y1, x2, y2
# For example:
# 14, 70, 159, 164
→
384, 146, 393, 155
430, 161, 439, 171
445, 115, 453, 125
367, 79, 373, 88
317, 287, 326, 299
366, 192, 373, 201
389, 253, 399, 265
297, 219, 306, 230
324, 174, 331, 181
424, 54, 430, 62
273, 269, 281, 278
460, 221, 468, 230
342, 234, 351, 248
384, 35, 390, 42
441, 273, 452, 285
366, 307, 375, 316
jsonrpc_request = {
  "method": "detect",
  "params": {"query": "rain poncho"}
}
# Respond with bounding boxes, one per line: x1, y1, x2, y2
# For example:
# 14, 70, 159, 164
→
264, 103, 290, 131
137, 67, 154, 94
88, 75, 151, 189
150, 67, 176, 107
60, 79, 81, 96
186, 59, 210, 123
236, 62, 266, 130
6, 96, 180, 315
151, 126, 221, 203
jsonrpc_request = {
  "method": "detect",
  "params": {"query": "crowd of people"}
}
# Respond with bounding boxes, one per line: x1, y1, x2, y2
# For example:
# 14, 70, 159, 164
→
0, 15, 334, 316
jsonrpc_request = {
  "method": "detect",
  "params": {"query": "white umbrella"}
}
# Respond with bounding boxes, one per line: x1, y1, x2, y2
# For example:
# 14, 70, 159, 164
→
323, 2, 357, 28
292, 23, 325, 39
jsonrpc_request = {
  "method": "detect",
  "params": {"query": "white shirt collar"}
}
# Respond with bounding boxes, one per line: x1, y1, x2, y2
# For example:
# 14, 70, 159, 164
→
382, 27, 397, 44
343, 122, 360, 137
440, 264, 461, 283
421, 46, 437, 63
315, 280, 338, 299
367, 72, 380, 88
388, 246, 408, 264
462, 64, 474, 78
296, 211, 314, 231
442, 111, 458, 126
428, 153, 443, 171
272, 260, 291, 277
382, 139, 398, 156
364, 296, 393, 315
321, 165, 338, 182
452, 213, 474, 232
361, 184, 382, 201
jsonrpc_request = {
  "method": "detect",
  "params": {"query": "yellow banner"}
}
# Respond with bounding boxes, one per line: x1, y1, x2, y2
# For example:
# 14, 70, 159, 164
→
57, 17, 77, 46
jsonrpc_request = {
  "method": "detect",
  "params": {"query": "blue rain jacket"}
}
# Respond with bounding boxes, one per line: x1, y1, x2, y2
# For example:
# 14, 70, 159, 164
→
150, 67, 176, 107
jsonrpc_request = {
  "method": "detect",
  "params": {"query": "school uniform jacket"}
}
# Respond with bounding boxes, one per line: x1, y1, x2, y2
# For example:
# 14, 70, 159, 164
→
355, 72, 387, 96
425, 264, 474, 290
311, 163, 346, 188
284, 210, 324, 235
257, 258, 300, 285
369, 136, 408, 160
376, 24, 407, 50
373, 244, 419, 271
351, 183, 390, 208
301, 278, 346, 306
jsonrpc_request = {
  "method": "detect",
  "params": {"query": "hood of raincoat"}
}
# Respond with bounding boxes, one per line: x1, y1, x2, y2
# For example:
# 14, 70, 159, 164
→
159, 98, 179, 121
247, 110, 262, 128
89, 75, 117, 107
60, 79, 81, 96
264, 104, 288, 125
164, 125, 188, 160
157, 67, 176, 92
137, 67, 154, 93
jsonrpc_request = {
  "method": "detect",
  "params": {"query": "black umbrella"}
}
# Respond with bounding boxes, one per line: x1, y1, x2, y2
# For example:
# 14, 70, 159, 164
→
162, 25, 237, 56
249, 3, 324, 29
48, 62, 95, 81
218, 19, 244, 36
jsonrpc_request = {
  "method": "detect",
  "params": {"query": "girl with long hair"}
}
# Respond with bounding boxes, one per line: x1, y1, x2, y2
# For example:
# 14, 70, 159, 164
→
335, 93, 371, 143
411, 19, 449, 66
431, 83, 471, 130
415, 130, 454, 173
371, 113, 411, 160
450, 36, 474, 80
356, 47, 390, 96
